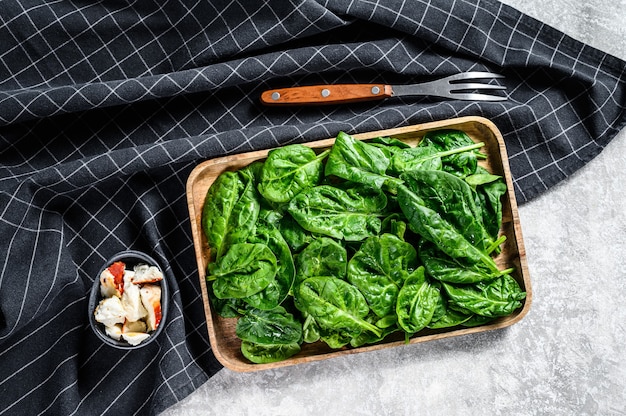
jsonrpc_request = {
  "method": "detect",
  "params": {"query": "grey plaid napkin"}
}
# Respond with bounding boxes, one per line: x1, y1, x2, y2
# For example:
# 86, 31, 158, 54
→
0, 0, 624, 414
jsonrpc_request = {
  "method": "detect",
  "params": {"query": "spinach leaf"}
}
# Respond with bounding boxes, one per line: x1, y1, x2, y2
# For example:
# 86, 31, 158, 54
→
368, 136, 411, 149
319, 327, 354, 349
245, 220, 296, 309
368, 137, 411, 160
202, 169, 260, 261
236, 306, 302, 345
428, 307, 473, 329
260, 208, 313, 253
380, 214, 407, 240
400, 170, 494, 253
419, 241, 508, 284
467, 167, 508, 240
428, 281, 446, 323
295, 276, 382, 338
278, 216, 314, 252
396, 267, 440, 334
464, 169, 502, 187
418, 129, 486, 177
389, 142, 484, 176
302, 313, 321, 343
390, 146, 443, 174
325, 131, 402, 192
241, 341, 301, 364
287, 184, 387, 241
258, 144, 329, 203
442, 274, 526, 318
461, 315, 495, 327
295, 237, 348, 282
347, 234, 417, 317
207, 243, 277, 299
397, 183, 500, 274
209, 291, 248, 318
349, 313, 399, 348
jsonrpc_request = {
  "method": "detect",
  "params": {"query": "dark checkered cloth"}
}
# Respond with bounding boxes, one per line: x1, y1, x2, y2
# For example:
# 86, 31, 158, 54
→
0, 0, 624, 414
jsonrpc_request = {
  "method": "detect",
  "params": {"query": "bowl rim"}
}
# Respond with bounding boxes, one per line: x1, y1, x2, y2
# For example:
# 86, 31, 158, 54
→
87, 249, 169, 350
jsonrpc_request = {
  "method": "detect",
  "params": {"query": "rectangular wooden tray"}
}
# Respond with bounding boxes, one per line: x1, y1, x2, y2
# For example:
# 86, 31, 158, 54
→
186, 116, 532, 372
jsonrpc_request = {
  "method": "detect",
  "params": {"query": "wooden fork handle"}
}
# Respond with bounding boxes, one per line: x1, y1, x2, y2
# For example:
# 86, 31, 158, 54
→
260, 84, 393, 106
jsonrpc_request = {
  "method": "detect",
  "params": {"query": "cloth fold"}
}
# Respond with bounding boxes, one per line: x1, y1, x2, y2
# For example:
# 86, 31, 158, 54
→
0, 0, 624, 414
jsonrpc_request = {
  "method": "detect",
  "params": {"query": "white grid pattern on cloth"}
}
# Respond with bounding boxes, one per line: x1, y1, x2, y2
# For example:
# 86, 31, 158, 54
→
0, 0, 625, 414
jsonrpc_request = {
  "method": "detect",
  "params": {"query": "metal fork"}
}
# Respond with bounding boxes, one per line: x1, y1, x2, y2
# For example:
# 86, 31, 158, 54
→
260, 72, 507, 105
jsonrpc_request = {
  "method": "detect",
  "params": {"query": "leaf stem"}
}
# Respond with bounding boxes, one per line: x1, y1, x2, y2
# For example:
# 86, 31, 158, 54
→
436, 142, 485, 158
486, 235, 507, 255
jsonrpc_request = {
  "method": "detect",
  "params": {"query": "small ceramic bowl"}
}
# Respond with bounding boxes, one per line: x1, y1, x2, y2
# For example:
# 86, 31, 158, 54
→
88, 250, 169, 349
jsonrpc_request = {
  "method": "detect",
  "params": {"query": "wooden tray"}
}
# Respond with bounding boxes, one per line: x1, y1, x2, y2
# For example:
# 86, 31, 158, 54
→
186, 116, 532, 372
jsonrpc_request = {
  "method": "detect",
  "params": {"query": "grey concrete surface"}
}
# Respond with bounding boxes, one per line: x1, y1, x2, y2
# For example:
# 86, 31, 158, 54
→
161, 1, 626, 414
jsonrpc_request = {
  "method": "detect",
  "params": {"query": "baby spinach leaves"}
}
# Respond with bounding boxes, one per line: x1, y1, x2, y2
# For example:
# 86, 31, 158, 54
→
442, 275, 526, 318
295, 237, 347, 282
347, 234, 417, 317
325, 131, 403, 192
207, 243, 277, 299
235, 306, 302, 364
287, 184, 387, 241
397, 184, 500, 274
295, 276, 382, 339
419, 241, 507, 284
245, 220, 296, 310
396, 267, 440, 334
258, 145, 329, 203
400, 169, 495, 252
241, 341, 301, 364
236, 306, 303, 345
201, 169, 260, 261
466, 167, 507, 240
201, 131, 525, 364
389, 141, 484, 176
418, 129, 487, 177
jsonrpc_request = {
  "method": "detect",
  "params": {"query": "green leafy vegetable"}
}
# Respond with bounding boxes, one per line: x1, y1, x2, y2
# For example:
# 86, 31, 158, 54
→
419, 241, 509, 284
261, 209, 313, 252
418, 129, 486, 177
389, 141, 484, 176
302, 313, 321, 343
347, 234, 417, 317
295, 276, 382, 339
209, 292, 248, 318
296, 237, 348, 282
201, 170, 260, 261
245, 220, 296, 309
200, 128, 524, 364
397, 182, 500, 274
368, 136, 411, 149
236, 306, 302, 345
442, 274, 526, 318
325, 131, 402, 191
396, 267, 440, 334
467, 167, 508, 240
428, 307, 474, 329
258, 144, 329, 203
207, 243, 277, 299
288, 184, 387, 241
241, 341, 301, 364
401, 169, 495, 252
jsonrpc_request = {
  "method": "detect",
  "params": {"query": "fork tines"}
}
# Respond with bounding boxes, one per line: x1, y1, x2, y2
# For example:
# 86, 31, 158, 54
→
446, 72, 507, 101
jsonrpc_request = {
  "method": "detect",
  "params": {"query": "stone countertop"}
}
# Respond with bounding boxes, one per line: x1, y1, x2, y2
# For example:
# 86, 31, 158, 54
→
161, 1, 626, 414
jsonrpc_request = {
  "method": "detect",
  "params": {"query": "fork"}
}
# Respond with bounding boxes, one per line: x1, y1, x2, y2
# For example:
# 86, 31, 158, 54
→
260, 72, 507, 105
